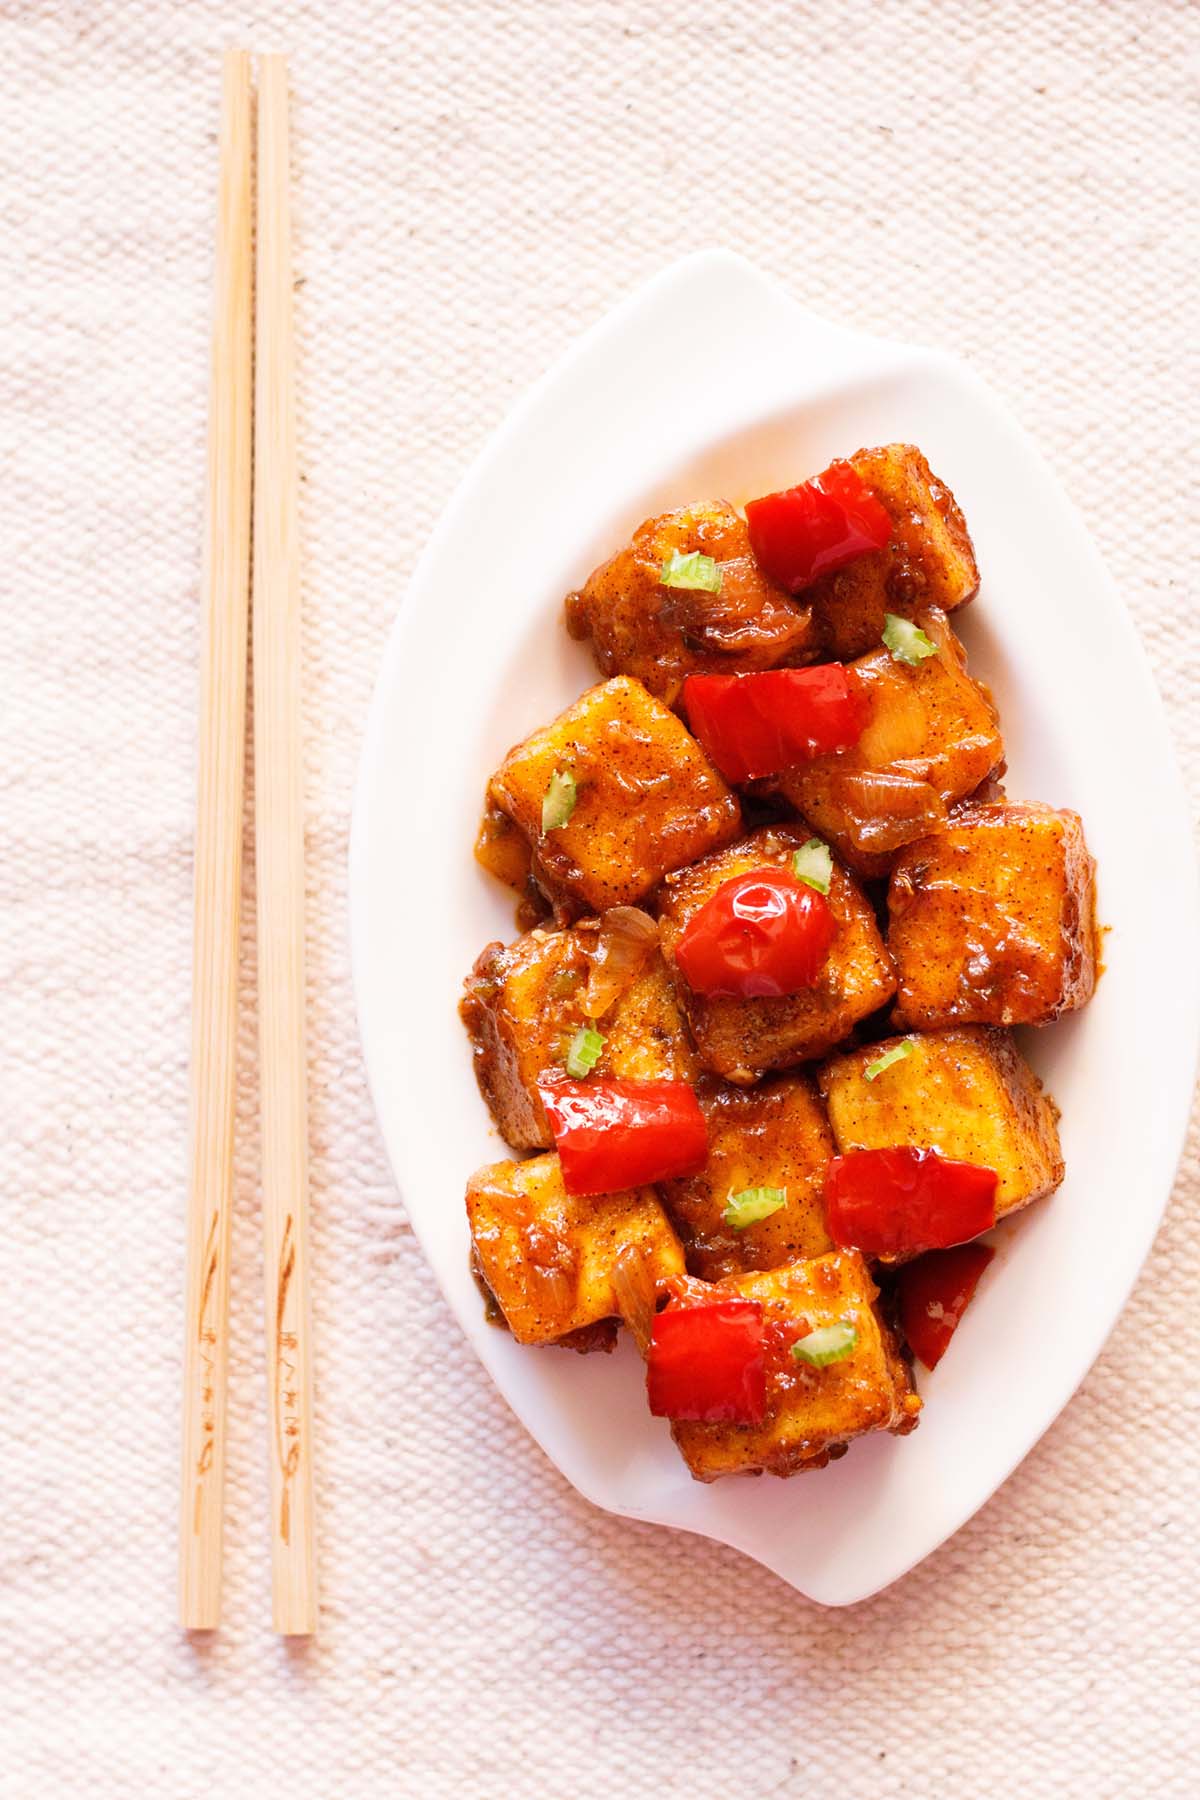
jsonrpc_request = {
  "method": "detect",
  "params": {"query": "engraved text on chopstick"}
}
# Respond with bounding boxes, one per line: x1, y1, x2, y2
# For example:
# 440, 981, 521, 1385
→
191, 1209, 221, 1533
274, 1212, 301, 1546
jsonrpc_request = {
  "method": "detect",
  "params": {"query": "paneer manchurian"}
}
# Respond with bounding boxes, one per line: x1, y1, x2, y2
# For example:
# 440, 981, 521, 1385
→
460, 445, 1099, 1482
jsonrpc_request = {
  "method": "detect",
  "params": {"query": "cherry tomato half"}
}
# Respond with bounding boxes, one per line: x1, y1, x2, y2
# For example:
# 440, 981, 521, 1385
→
673, 868, 837, 999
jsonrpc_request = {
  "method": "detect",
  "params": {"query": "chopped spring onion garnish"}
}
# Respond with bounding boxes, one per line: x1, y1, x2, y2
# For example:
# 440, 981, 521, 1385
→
882, 613, 939, 666
863, 1040, 915, 1082
723, 1186, 787, 1230
791, 1321, 858, 1367
541, 767, 577, 832
660, 549, 723, 593
564, 1026, 605, 1078
792, 837, 833, 895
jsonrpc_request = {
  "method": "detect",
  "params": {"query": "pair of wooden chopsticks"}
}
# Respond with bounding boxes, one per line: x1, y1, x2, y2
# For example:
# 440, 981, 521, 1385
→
179, 48, 317, 1637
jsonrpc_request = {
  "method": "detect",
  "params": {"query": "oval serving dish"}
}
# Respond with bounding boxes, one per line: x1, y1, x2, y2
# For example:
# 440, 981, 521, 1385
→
350, 251, 1199, 1604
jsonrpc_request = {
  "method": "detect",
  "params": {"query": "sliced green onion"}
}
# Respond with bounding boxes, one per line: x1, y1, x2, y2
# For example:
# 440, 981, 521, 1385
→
792, 1321, 858, 1367
723, 1186, 787, 1230
792, 837, 833, 895
564, 1026, 605, 1078
660, 549, 723, 593
882, 613, 939, 666
541, 767, 577, 832
863, 1039, 915, 1082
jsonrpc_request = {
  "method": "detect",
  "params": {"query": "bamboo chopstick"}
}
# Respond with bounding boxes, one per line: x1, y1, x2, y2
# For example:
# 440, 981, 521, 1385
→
179, 46, 254, 1632
253, 53, 319, 1637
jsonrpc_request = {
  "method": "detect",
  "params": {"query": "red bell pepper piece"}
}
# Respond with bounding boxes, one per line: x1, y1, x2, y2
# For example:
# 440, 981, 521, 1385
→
745, 461, 891, 593
825, 1147, 997, 1259
683, 664, 869, 784
646, 1297, 766, 1423
537, 1076, 708, 1196
673, 867, 836, 1000
896, 1242, 995, 1370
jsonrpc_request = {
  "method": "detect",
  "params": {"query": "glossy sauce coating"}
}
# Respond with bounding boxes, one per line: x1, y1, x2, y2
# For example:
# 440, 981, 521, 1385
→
887, 802, 1098, 1027
466, 1152, 684, 1346
457, 442, 1098, 1487
565, 500, 814, 706
670, 1251, 920, 1480
660, 1075, 835, 1280
470, 1248, 620, 1353
487, 676, 742, 918
804, 443, 980, 660
460, 925, 700, 1151
659, 824, 896, 1083
818, 1025, 1063, 1226
779, 606, 1004, 879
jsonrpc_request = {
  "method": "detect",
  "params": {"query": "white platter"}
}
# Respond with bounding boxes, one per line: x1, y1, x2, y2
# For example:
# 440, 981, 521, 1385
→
350, 251, 1199, 1604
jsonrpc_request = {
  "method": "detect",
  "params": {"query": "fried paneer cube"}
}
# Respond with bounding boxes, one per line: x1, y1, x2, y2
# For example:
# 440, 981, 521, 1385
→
779, 608, 1003, 880
670, 1251, 921, 1481
818, 1025, 1063, 1223
658, 825, 896, 1084
806, 445, 980, 661
888, 803, 1098, 1028
466, 1153, 684, 1346
474, 800, 535, 893
487, 676, 741, 919
660, 1076, 835, 1280
461, 924, 701, 1151
565, 501, 814, 707
594, 943, 703, 1081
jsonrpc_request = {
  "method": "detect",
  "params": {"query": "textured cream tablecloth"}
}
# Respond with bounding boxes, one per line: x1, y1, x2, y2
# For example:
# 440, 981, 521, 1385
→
3, 2, 1198, 1795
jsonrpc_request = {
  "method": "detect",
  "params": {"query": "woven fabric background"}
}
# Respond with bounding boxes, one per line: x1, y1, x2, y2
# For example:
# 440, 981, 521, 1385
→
2, 2, 1197, 1795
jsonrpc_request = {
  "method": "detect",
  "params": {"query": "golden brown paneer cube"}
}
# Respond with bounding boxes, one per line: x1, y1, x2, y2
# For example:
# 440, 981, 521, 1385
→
807, 445, 980, 661
565, 501, 814, 707
460, 923, 701, 1151
888, 803, 1098, 1029
779, 607, 1004, 880
660, 1076, 835, 1280
474, 800, 536, 898
487, 676, 741, 919
818, 1025, 1063, 1223
671, 1251, 921, 1481
657, 825, 896, 1085
466, 1153, 685, 1347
